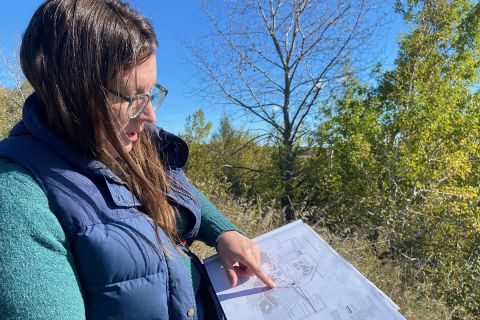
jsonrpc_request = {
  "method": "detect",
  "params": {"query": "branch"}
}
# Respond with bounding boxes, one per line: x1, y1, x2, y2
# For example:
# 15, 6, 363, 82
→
204, 8, 284, 93
291, 0, 366, 140
257, 0, 287, 69
219, 163, 275, 175
285, 0, 308, 66
290, 1, 352, 71
196, 48, 284, 133
233, 62, 282, 130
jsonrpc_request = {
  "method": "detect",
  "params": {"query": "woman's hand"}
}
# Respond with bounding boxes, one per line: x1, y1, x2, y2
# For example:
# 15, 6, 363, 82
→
216, 231, 276, 289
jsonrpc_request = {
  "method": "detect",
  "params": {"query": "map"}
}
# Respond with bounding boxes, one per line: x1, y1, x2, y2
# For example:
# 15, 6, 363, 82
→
203, 220, 405, 320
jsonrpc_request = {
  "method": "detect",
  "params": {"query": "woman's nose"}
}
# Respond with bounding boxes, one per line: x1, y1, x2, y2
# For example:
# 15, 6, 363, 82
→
139, 102, 157, 123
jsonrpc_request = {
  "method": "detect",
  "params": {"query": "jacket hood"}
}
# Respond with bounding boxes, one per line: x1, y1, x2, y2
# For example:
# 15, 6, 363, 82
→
10, 93, 189, 179
10, 93, 118, 180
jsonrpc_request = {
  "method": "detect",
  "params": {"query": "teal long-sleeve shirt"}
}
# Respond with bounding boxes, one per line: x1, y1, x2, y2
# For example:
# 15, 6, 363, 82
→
0, 159, 240, 320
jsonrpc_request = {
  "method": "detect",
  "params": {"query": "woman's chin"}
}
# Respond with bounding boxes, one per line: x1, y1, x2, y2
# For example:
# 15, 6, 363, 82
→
123, 142, 133, 154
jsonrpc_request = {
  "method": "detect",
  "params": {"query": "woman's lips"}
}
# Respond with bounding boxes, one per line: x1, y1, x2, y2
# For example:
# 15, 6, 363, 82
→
128, 132, 138, 141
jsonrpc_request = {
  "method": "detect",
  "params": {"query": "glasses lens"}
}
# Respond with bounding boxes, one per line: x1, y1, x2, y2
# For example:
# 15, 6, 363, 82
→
150, 91, 166, 110
127, 96, 149, 118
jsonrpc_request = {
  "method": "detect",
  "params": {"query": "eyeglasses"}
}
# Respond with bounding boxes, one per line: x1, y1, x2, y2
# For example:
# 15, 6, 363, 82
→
107, 83, 168, 119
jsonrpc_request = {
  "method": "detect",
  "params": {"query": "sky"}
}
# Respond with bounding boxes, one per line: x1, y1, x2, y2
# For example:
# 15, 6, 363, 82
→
0, 0, 406, 135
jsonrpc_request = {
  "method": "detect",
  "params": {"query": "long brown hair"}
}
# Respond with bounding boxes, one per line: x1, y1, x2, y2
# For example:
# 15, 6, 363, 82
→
20, 0, 178, 250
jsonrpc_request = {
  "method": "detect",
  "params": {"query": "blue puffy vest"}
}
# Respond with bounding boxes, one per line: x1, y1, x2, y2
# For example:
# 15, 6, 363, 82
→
0, 94, 201, 320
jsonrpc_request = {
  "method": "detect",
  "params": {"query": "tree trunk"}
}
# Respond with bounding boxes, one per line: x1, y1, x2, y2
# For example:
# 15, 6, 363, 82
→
280, 141, 295, 222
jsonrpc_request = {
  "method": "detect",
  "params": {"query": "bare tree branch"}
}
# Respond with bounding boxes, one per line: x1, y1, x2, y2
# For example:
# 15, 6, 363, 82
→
190, 0, 383, 220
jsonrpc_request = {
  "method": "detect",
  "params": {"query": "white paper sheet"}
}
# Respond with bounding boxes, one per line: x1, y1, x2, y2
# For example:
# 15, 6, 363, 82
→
204, 220, 406, 320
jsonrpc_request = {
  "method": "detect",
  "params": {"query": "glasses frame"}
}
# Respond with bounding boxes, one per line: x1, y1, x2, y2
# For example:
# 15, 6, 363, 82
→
107, 83, 168, 119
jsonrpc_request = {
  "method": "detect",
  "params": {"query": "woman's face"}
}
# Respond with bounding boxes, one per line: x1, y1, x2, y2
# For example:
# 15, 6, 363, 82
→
106, 54, 157, 156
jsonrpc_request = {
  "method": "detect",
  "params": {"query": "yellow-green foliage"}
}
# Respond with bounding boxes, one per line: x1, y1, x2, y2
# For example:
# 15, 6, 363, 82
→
300, 1, 480, 317
0, 82, 32, 138
183, 111, 274, 199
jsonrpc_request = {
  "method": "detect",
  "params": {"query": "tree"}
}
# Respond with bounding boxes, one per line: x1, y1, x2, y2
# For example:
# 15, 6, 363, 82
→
181, 109, 216, 185
383, 2, 480, 315
0, 47, 32, 138
210, 115, 274, 198
0, 82, 32, 138
304, 74, 386, 233
308, 0, 480, 316
182, 109, 213, 145
182, 110, 273, 199
190, 0, 384, 221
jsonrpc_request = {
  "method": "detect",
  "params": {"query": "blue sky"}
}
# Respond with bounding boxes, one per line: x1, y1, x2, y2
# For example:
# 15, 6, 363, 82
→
0, 0, 405, 135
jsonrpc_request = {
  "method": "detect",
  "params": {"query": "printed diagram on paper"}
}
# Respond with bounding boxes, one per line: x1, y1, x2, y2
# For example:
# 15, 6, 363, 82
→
246, 237, 326, 319
203, 220, 405, 320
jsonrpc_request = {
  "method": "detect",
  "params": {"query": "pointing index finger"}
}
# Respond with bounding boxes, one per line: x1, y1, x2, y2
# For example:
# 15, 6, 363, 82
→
243, 259, 276, 289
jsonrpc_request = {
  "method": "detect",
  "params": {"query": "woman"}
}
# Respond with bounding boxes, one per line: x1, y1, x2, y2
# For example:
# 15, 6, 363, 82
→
0, 0, 274, 319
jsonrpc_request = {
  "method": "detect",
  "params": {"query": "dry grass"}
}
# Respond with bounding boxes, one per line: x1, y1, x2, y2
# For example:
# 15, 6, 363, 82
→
190, 191, 471, 320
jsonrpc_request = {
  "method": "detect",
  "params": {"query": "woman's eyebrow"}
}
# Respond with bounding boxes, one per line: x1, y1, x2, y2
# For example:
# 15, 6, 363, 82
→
124, 83, 155, 95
